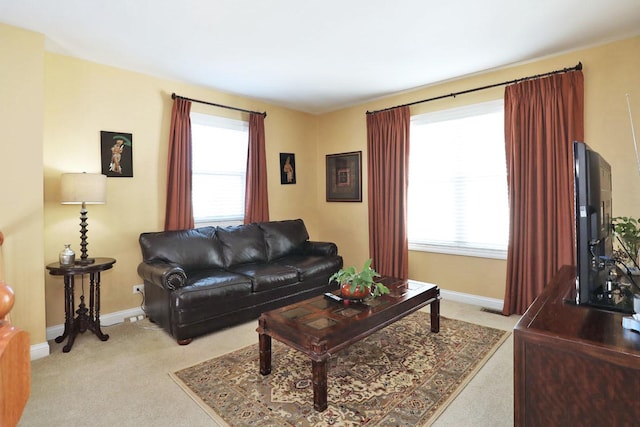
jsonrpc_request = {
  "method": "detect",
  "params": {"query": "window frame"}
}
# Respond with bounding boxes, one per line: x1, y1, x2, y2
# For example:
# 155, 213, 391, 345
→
190, 112, 249, 227
408, 99, 508, 260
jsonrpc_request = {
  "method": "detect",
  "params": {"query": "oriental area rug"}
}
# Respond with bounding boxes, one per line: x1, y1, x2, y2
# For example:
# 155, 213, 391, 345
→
170, 313, 509, 426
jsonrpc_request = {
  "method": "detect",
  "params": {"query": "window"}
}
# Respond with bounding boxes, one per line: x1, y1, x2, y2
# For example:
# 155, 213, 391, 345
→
408, 100, 509, 259
190, 112, 248, 225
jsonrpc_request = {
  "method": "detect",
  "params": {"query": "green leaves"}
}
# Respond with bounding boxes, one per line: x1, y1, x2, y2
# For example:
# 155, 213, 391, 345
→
328, 258, 389, 298
612, 216, 640, 259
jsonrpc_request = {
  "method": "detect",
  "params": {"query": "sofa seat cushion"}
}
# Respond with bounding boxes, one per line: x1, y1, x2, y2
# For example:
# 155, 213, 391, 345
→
178, 271, 253, 308
229, 263, 299, 292
275, 255, 343, 281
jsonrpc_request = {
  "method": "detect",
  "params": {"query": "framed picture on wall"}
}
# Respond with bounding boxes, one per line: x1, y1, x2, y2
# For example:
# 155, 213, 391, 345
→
326, 151, 362, 202
280, 153, 296, 184
101, 131, 133, 177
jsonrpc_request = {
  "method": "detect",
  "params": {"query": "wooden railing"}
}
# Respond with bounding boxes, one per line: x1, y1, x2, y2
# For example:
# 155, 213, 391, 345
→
0, 230, 31, 427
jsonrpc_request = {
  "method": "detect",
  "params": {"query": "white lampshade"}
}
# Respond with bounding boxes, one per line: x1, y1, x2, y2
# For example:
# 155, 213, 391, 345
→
61, 173, 107, 204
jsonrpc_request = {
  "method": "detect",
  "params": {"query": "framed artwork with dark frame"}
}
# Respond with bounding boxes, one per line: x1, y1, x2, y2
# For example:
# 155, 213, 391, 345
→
100, 131, 133, 177
326, 151, 362, 202
280, 153, 296, 184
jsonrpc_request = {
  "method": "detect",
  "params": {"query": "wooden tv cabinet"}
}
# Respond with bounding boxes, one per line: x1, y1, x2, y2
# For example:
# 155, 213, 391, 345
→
514, 265, 640, 426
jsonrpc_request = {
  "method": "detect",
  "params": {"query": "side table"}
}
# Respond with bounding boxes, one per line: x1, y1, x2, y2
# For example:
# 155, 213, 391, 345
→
46, 257, 116, 352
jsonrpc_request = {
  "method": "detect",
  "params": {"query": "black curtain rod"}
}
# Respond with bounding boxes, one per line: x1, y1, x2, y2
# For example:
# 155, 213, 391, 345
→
171, 93, 267, 118
366, 62, 583, 115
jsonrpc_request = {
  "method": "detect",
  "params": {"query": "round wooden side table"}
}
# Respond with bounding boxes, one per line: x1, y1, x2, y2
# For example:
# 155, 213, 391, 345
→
46, 257, 116, 352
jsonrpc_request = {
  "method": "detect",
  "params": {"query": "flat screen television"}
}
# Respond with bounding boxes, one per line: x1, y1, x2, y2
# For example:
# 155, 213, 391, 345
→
573, 140, 636, 313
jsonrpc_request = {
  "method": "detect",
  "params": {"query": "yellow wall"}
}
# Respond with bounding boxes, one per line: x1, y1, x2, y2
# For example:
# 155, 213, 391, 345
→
0, 24, 47, 344
316, 37, 640, 300
581, 37, 640, 216
42, 54, 320, 326
2, 18, 639, 348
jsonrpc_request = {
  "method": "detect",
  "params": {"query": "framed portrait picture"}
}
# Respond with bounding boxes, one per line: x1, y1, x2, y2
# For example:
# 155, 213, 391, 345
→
101, 131, 133, 177
280, 153, 296, 184
326, 151, 362, 202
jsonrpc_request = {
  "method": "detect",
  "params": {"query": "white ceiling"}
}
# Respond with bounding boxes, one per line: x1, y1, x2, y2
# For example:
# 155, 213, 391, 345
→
2, 0, 640, 114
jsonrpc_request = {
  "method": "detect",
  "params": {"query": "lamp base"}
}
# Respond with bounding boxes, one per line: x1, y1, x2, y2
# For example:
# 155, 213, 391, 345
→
75, 258, 95, 265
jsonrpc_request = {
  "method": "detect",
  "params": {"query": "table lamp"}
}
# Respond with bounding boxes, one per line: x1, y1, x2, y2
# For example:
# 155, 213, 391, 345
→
60, 172, 107, 265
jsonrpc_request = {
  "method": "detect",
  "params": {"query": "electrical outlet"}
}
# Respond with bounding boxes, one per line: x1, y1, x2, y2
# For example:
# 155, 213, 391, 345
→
133, 285, 144, 294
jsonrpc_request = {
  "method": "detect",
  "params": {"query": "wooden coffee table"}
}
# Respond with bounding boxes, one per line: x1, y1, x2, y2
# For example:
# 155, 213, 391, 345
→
257, 276, 440, 412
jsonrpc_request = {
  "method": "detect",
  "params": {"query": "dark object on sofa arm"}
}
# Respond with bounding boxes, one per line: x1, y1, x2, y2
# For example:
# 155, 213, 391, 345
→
137, 219, 342, 344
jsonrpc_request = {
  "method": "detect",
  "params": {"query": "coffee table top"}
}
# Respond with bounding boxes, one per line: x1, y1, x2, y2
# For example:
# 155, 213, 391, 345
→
258, 276, 439, 359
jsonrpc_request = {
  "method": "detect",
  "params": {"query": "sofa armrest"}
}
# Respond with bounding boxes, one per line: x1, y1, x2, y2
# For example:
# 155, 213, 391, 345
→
137, 261, 187, 291
301, 241, 338, 257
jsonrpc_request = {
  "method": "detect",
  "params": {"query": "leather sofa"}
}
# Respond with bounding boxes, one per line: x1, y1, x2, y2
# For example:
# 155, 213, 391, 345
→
137, 219, 342, 344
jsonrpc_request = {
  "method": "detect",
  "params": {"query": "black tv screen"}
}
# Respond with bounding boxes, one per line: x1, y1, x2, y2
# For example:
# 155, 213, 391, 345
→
574, 141, 615, 307
572, 140, 640, 314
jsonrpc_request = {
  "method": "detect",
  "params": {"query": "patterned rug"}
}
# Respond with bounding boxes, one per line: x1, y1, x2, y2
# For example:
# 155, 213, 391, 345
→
171, 313, 509, 426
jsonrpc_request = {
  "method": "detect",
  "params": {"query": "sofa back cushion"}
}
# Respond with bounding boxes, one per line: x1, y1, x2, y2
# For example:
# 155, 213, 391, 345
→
217, 223, 267, 267
258, 219, 309, 261
139, 227, 225, 272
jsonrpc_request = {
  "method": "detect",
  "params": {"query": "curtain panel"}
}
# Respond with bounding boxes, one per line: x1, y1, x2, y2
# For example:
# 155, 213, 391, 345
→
503, 71, 584, 315
244, 113, 269, 223
164, 97, 194, 231
366, 106, 410, 279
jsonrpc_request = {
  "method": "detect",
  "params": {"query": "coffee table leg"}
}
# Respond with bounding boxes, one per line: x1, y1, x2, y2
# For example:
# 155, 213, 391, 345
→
312, 359, 328, 412
259, 333, 272, 375
431, 293, 440, 333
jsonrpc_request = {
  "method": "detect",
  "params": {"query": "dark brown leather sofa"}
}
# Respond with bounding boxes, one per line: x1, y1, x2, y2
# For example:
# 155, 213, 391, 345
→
137, 219, 342, 344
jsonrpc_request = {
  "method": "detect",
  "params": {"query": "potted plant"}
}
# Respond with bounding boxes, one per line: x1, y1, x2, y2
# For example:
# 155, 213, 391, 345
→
612, 216, 640, 267
328, 258, 390, 299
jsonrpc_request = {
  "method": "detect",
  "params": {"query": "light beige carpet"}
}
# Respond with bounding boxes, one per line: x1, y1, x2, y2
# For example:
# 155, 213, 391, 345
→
171, 313, 509, 426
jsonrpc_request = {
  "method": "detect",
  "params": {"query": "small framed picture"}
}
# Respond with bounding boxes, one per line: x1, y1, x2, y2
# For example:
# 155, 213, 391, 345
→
101, 131, 133, 177
280, 153, 296, 184
326, 151, 362, 202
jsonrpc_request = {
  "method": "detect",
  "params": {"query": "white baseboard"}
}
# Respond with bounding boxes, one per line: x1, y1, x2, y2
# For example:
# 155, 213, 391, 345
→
30, 342, 50, 360
440, 288, 504, 312
32, 291, 500, 359
45, 306, 145, 341
32, 306, 145, 360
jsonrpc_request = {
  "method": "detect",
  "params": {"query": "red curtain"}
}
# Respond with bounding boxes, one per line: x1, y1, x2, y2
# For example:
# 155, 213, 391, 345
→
366, 107, 410, 279
503, 71, 584, 315
244, 113, 269, 223
164, 97, 194, 231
